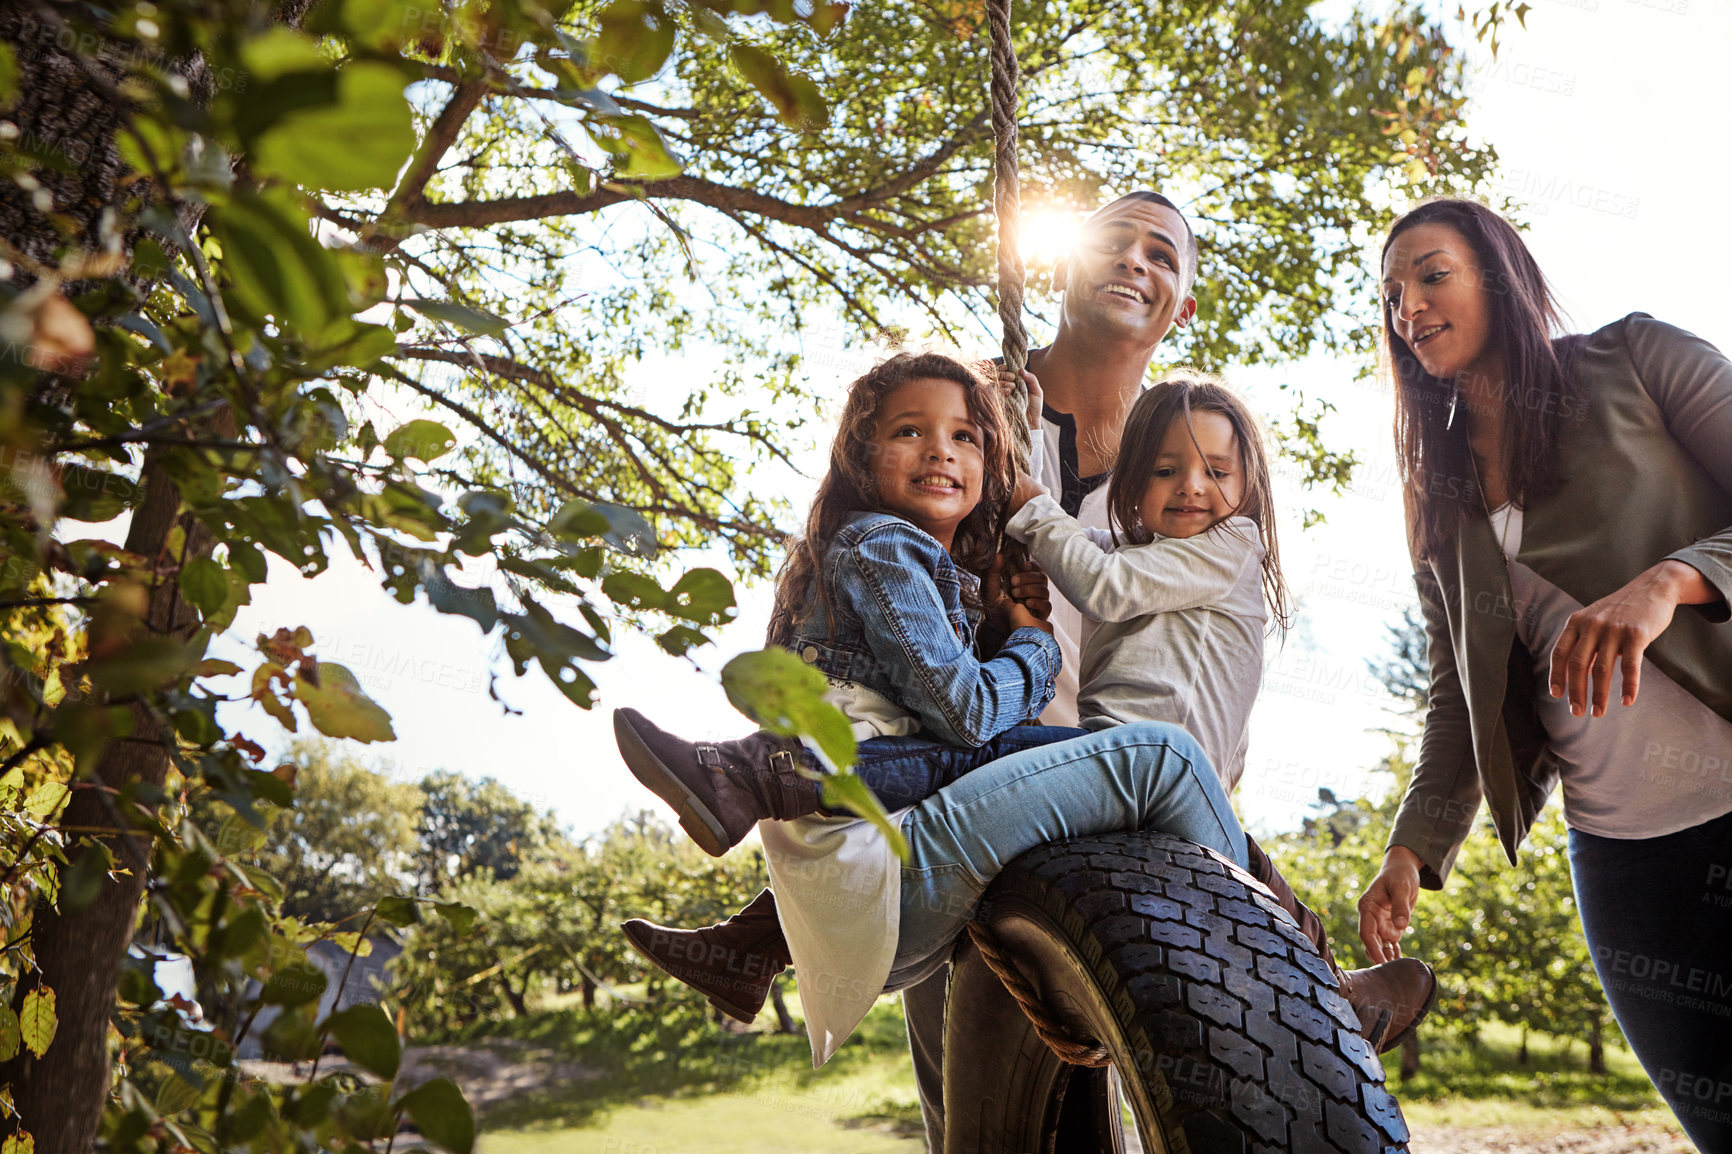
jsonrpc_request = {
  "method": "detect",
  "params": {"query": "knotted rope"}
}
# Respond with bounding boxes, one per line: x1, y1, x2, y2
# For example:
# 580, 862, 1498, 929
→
988, 0, 1032, 471
970, 0, 1110, 1069
966, 921, 1112, 1067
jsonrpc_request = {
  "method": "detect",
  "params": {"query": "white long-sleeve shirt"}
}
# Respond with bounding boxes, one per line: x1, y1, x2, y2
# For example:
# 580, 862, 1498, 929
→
1007, 493, 1267, 792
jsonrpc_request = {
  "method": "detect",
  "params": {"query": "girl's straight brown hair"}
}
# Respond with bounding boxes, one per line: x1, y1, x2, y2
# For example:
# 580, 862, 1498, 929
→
1380, 198, 1576, 561
1105, 371, 1291, 633
766, 351, 1014, 648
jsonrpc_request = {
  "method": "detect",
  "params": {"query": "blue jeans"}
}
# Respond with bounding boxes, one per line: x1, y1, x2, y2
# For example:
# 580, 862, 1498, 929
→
1572, 810, 1732, 1154
883, 720, 1247, 987
848, 724, 1086, 811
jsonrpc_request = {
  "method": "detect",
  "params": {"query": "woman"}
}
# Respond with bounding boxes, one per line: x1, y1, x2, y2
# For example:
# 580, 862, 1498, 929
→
1358, 198, 1732, 1150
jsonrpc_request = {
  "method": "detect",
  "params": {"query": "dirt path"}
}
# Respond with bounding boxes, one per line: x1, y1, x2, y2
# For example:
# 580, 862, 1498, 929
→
240, 1038, 599, 1114
1409, 1123, 1696, 1153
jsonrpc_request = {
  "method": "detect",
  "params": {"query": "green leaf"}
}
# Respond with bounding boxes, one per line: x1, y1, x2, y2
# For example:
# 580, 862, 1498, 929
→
547, 498, 611, 538
239, 27, 329, 81
0, 1003, 20, 1061
666, 568, 735, 625
59, 845, 110, 911
20, 986, 56, 1058
210, 191, 349, 334
383, 419, 457, 462
374, 894, 420, 926
595, 0, 676, 84
728, 42, 829, 129
155, 1070, 203, 1116
261, 964, 327, 1008
432, 901, 478, 936
721, 647, 856, 773
88, 637, 200, 697
0, 42, 19, 112
585, 113, 681, 179
57, 463, 138, 523
600, 571, 664, 612
324, 1002, 400, 1080
655, 623, 710, 657
821, 770, 908, 861
22, 781, 67, 819
253, 62, 415, 191
397, 1077, 474, 1154
403, 299, 511, 338
294, 662, 395, 742
180, 558, 230, 616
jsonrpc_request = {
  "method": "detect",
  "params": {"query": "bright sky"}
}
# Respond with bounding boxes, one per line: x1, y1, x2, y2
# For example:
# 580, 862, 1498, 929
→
217, 0, 1732, 842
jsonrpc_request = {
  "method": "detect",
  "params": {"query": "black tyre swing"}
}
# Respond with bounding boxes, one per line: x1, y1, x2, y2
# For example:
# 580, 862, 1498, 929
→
944, 5, 1414, 1150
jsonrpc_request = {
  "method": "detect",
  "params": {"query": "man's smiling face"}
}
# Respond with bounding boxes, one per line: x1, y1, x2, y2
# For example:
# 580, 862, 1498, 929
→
1054, 197, 1198, 347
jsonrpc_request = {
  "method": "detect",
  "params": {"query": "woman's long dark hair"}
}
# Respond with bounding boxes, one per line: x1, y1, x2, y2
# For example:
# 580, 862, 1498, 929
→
1382, 199, 1574, 561
1105, 371, 1291, 634
765, 352, 1015, 648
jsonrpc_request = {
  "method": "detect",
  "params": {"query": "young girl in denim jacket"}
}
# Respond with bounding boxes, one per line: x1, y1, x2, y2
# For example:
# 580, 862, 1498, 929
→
616, 357, 1429, 1064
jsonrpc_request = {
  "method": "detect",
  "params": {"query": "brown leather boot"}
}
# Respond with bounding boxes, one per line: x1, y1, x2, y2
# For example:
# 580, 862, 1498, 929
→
1244, 836, 1438, 1054
621, 888, 792, 1023
613, 708, 822, 857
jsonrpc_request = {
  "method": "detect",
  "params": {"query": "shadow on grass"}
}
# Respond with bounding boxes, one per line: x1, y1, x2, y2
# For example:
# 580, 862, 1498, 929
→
435, 989, 915, 1132
1384, 1026, 1665, 1112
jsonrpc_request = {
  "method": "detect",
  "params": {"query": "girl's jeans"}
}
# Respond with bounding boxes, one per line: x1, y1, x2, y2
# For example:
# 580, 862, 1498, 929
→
1572, 809, 1732, 1154
847, 724, 1087, 811
873, 721, 1248, 1149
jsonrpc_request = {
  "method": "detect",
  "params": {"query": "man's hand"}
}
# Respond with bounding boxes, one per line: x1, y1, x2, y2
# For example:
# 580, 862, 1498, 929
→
1008, 599, 1054, 636
1357, 845, 1423, 963
997, 366, 1044, 431
1008, 564, 1052, 623
1548, 559, 1718, 717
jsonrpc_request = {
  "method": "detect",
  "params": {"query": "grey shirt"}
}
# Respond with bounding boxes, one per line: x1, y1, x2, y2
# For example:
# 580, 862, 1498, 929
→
1007, 494, 1268, 791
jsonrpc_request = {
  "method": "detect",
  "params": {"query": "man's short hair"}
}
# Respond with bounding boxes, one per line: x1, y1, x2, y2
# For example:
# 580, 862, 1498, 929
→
1083, 190, 1199, 292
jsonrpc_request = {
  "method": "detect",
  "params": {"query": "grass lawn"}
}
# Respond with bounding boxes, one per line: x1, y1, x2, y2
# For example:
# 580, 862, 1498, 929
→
467, 987, 1681, 1152
1385, 1019, 1679, 1134
462, 988, 925, 1153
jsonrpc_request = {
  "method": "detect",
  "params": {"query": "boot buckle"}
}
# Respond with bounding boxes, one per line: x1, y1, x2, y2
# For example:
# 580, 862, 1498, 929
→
696, 744, 725, 770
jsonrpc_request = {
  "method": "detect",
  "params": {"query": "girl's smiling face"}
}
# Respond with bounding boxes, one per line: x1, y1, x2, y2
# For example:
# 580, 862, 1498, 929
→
1137, 410, 1244, 538
869, 376, 985, 549
1381, 221, 1500, 385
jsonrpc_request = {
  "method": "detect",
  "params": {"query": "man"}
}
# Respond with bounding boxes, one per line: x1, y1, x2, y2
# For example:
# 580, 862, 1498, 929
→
905, 191, 1432, 1150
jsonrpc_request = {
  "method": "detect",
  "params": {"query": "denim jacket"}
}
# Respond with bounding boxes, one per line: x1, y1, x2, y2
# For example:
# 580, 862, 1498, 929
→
784, 511, 1062, 747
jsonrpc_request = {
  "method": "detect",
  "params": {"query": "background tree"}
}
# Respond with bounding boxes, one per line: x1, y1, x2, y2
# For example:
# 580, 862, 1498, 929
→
416, 768, 561, 890
252, 739, 424, 923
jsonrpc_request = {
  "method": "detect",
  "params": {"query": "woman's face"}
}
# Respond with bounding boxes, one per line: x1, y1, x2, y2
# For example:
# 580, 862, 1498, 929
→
867, 376, 985, 550
1380, 222, 1499, 386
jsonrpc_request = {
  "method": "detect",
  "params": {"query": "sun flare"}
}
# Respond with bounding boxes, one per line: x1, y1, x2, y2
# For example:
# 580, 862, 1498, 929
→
1016, 205, 1085, 268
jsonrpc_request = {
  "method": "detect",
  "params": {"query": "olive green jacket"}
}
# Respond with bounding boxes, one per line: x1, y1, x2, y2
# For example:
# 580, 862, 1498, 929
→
1390, 314, 1732, 889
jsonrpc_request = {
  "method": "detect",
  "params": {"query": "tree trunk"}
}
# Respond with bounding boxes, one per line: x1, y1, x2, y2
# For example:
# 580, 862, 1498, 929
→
7, 449, 214, 1152
769, 976, 796, 1035
1399, 1032, 1420, 1082
1519, 1025, 1529, 1065
581, 974, 596, 1011
1588, 1012, 1605, 1075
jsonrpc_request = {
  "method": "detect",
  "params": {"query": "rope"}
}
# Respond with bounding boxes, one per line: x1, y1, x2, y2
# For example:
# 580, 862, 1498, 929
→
987, 0, 1032, 471
966, 922, 1112, 1068
971, 10, 1110, 1069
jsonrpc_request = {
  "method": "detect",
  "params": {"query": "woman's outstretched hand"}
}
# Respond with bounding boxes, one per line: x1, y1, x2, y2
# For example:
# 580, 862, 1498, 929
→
1357, 845, 1423, 963
1548, 559, 1718, 717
